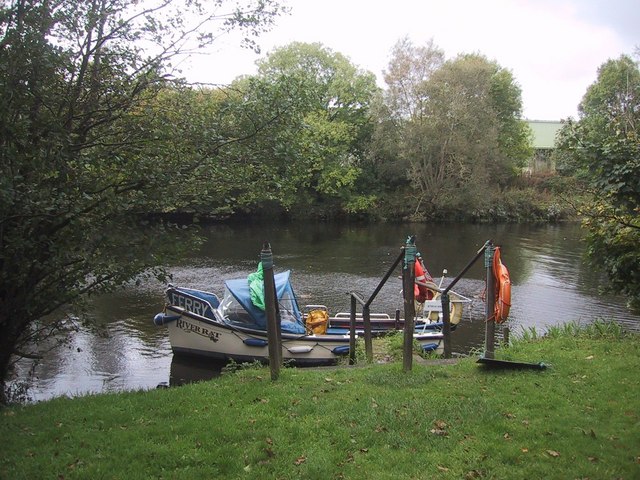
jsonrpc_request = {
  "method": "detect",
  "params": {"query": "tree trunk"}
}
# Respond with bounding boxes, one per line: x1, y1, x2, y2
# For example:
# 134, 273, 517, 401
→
0, 320, 17, 406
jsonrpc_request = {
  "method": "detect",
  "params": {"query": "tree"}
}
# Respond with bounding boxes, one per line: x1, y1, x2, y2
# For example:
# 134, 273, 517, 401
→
137, 81, 301, 218
378, 40, 531, 218
382, 37, 444, 120
0, 0, 284, 403
556, 55, 640, 309
371, 38, 444, 217
250, 42, 380, 216
122, 43, 381, 221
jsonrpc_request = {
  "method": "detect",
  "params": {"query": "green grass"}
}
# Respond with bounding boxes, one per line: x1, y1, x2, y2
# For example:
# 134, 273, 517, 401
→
2, 322, 639, 479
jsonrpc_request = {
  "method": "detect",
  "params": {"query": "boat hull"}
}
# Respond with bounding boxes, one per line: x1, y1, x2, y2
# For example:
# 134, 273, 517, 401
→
164, 306, 351, 366
161, 306, 446, 365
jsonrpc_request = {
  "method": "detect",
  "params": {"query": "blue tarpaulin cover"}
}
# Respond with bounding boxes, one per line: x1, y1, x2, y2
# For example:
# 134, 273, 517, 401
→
224, 270, 305, 334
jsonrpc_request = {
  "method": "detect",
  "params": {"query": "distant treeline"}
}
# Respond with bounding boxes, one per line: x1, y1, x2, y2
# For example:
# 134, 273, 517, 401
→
136, 41, 582, 223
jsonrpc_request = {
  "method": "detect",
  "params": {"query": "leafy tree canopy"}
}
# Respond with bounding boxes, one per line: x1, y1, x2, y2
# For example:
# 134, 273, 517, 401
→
557, 54, 640, 309
0, 0, 284, 403
377, 39, 531, 219
251, 42, 380, 215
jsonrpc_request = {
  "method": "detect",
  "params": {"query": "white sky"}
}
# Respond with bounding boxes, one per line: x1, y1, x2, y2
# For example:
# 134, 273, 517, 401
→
181, 0, 639, 120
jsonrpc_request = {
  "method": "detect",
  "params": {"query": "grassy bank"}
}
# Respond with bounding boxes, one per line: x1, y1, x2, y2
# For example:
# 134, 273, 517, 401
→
1, 324, 639, 479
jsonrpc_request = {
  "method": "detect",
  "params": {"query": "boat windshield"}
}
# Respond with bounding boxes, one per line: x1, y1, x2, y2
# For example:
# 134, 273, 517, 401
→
220, 271, 306, 334
219, 289, 255, 326
277, 287, 300, 325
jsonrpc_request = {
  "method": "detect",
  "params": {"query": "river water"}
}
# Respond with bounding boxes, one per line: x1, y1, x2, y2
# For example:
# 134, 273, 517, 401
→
9, 222, 640, 402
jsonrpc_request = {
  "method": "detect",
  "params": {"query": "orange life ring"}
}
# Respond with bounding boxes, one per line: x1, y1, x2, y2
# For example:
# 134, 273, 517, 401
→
414, 258, 434, 303
492, 247, 511, 323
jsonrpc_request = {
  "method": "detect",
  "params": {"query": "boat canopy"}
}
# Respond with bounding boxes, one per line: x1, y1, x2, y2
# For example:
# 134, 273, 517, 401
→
222, 270, 305, 334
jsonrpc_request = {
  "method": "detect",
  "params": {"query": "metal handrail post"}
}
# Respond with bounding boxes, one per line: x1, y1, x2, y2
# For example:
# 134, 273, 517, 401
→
348, 292, 366, 364
349, 294, 357, 365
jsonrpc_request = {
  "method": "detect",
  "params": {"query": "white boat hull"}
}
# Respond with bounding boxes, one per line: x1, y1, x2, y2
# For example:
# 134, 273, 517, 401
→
162, 306, 446, 365
164, 306, 351, 365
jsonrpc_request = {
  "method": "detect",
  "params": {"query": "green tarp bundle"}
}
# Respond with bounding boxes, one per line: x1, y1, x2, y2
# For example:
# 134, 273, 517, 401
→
247, 262, 265, 311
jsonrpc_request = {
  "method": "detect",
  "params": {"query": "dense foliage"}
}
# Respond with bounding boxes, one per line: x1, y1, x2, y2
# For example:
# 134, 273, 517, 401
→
253, 42, 380, 217
0, 0, 285, 403
370, 39, 533, 220
148, 39, 537, 222
556, 55, 640, 309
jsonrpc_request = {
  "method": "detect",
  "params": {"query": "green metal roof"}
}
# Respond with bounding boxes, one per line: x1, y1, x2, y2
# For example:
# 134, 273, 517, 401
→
527, 120, 563, 149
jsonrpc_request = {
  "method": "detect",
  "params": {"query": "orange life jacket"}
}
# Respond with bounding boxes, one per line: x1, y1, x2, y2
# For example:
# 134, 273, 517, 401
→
414, 258, 434, 303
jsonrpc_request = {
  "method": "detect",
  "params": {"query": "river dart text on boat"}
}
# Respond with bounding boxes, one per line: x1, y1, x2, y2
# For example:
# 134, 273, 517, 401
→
176, 318, 221, 342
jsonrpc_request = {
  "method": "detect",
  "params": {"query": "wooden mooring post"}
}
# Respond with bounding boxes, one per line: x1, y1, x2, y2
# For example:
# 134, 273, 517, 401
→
483, 241, 496, 360
402, 236, 417, 372
262, 242, 281, 380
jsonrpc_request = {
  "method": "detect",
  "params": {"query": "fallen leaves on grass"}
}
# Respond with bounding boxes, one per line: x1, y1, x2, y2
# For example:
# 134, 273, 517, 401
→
465, 470, 484, 479
430, 420, 449, 436
546, 450, 560, 458
294, 455, 306, 466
